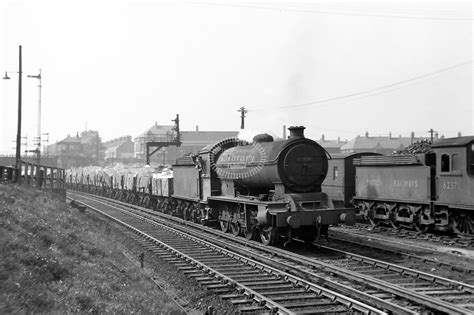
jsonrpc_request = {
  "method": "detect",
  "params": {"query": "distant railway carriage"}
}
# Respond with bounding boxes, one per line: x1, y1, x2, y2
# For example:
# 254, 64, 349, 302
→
322, 152, 381, 208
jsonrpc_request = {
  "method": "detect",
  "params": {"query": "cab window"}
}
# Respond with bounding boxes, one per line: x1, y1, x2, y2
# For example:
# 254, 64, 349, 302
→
469, 144, 474, 175
441, 154, 450, 172
333, 166, 338, 180
451, 154, 460, 172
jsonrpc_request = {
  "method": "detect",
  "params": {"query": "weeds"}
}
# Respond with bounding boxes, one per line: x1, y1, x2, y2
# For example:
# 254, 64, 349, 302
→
0, 184, 182, 313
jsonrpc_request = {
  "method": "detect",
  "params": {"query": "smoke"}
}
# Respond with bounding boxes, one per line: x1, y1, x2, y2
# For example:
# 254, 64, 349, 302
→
237, 129, 280, 143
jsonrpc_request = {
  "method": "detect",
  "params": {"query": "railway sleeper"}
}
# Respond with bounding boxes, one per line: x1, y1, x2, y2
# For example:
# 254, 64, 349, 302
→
422, 289, 467, 296
373, 274, 407, 281
270, 294, 320, 302
183, 270, 206, 276
256, 289, 308, 296
193, 257, 233, 262
410, 286, 449, 292
347, 265, 377, 271
207, 262, 245, 268
178, 249, 215, 255
238, 305, 268, 313
294, 305, 351, 314
238, 279, 284, 285
229, 274, 275, 281
213, 265, 250, 271
223, 270, 261, 276
282, 300, 339, 309
199, 280, 223, 286
248, 284, 294, 291
230, 298, 255, 305
397, 282, 433, 287
441, 294, 474, 301
357, 269, 391, 275
220, 293, 244, 300
166, 260, 188, 265
206, 284, 233, 292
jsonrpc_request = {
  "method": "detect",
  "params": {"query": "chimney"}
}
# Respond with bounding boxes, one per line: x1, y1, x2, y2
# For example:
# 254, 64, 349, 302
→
435, 132, 439, 140
288, 126, 305, 139
389, 131, 392, 139
410, 131, 415, 144
365, 131, 369, 138
196, 125, 199, 132
457, 132, 462, 137
337, 136, 340, 143
282, 125, 286, 139
321, 134, 325, 142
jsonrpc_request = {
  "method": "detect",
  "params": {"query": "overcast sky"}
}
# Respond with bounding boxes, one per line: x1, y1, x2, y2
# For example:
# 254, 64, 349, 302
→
0, 0, 472, 154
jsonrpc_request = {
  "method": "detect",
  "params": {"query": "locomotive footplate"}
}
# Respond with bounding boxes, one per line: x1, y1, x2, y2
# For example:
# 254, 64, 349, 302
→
264, 204, 356, 228
208, 194, 356, 229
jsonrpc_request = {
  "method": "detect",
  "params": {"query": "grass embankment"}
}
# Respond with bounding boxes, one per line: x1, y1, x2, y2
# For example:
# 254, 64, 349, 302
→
0, 184, 183, 313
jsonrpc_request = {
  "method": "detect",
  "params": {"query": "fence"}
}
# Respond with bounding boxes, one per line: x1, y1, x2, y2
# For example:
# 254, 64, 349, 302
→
0, 160, 66, 199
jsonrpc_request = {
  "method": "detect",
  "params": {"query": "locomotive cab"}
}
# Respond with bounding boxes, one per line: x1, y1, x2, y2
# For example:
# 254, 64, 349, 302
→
431, 136, 474, 235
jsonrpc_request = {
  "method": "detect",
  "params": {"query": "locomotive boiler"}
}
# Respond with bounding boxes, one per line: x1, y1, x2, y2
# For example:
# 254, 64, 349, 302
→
215, 127, 328, 194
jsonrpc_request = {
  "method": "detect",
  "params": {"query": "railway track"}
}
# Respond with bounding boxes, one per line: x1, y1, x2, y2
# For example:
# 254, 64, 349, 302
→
322, 231, 474, 279
68, 190, 474, 314
68, 191, 381, 314
343, 223, 474, 248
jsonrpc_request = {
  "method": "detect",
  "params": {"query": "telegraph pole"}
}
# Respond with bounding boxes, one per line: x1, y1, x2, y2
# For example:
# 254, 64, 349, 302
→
237, 106, 247, 130
427, 129, 435, 143
16, 46, 23, 181
27, 69, 42, 165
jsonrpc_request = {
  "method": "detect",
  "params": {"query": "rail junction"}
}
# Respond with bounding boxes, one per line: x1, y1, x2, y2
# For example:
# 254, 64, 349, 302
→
68, 190, 474, 314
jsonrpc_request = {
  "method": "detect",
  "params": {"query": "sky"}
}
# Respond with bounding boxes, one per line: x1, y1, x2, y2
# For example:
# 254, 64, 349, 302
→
0, 0, 472, 154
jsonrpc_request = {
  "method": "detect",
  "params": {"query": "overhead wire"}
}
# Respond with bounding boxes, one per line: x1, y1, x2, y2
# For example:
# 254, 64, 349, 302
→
188, 2, 473, 21
249, 60, 472, 112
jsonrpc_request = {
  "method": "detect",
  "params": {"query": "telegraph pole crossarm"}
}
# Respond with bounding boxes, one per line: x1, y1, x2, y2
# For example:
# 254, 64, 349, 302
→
237, 106, 247, 130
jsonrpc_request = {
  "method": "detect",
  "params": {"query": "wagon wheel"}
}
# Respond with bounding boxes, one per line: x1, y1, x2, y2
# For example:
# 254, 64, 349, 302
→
230, 222, 241, 236
220, 220, 230, 233
192, 209, 202, 224
260, 226, 277, 246
412, 214, 430, 233
451, 211, 474, 236
243, 226, 256, 240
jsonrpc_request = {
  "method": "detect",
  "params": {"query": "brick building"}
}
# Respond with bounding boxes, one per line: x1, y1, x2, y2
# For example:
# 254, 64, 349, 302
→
134, 124, 237, 166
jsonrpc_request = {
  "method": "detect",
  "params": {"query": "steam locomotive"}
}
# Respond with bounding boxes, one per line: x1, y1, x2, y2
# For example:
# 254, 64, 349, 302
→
322, 136, 474, 235
68, 126, 355, 245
